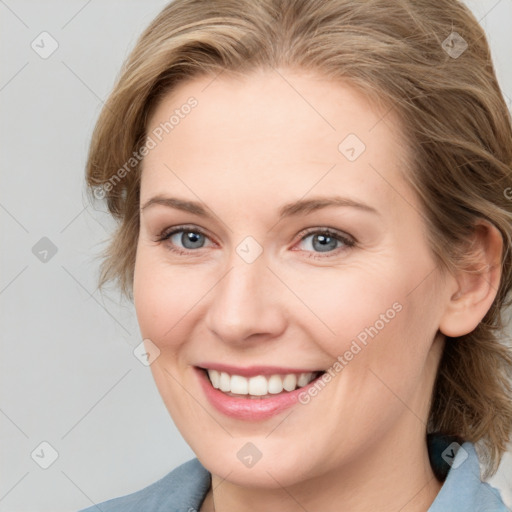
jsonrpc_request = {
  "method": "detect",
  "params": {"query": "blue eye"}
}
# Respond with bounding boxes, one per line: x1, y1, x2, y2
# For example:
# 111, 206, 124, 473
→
302, 233, 339, 252
158, 226, 212, 253
297, 229, 354, 255
170, 230, 206, 249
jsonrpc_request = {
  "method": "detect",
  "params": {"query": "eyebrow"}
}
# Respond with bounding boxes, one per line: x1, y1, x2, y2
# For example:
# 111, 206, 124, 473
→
141, 196, 209, 216
278, 196, 379, 218
140, 195, 379, 218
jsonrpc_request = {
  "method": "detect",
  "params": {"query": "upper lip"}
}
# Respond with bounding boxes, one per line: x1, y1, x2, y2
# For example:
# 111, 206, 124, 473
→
196, 363, 324, 377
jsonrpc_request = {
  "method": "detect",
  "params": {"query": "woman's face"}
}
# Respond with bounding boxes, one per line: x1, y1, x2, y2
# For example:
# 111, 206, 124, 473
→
133, 68, 449, 487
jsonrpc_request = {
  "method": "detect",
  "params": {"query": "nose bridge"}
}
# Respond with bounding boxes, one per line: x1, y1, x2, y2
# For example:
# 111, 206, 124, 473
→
223, 260, 261, 312
205, 249, 285, 343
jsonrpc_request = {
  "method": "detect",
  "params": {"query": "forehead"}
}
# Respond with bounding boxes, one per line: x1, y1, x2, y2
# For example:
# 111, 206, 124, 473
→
140, 69, 415, 220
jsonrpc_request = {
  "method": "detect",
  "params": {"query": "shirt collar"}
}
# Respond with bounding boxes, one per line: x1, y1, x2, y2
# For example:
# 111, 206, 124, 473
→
428, 441, 506, 511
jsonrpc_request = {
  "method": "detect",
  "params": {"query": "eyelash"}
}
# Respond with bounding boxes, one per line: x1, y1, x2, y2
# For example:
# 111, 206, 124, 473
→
296, 227, 355, 259
155, 225, 356, 259
156, 225, 212, 257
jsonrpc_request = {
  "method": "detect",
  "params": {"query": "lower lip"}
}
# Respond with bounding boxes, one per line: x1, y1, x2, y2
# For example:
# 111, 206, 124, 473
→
195, 368, 323, 421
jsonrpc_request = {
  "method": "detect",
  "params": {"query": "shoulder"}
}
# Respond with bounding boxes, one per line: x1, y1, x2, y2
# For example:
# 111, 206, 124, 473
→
78, 458, 211, 512
429, 442, 508, 512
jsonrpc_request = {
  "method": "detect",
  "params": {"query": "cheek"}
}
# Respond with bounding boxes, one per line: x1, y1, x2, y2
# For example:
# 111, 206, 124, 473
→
278, 261, 409, 358
133, 248, 220, 353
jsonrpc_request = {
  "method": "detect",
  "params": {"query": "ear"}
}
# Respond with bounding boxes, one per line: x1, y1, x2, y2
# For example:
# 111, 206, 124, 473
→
439, 220, 503, 338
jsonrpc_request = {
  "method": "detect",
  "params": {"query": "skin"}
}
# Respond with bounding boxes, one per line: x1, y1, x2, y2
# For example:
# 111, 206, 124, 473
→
133, 68, 502, 512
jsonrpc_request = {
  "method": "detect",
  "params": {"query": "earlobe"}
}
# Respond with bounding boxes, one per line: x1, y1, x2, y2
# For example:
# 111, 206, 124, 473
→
438, 221, 503, 338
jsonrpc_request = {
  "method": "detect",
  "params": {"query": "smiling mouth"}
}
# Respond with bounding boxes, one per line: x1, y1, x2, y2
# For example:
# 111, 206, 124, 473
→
200, 368, 325, 398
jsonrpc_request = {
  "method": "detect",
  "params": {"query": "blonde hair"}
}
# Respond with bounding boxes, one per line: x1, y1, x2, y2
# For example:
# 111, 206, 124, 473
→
86, 0, 512, 476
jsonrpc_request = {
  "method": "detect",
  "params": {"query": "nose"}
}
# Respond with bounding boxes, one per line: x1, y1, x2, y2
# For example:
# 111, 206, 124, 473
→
204, 255, 287, 345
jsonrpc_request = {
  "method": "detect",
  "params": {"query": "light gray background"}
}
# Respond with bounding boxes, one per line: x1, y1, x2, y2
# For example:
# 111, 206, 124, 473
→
1, 1, 511, 511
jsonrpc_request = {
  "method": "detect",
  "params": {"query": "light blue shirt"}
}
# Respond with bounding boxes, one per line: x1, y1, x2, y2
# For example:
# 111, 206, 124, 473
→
79, 442, 508, 511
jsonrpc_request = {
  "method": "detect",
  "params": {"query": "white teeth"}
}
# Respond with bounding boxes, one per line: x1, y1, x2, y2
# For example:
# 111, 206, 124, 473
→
282, 374, 297, 392
297, 373, 312, 387
219, 372, 230, 392
268, 375, 283, 394
206, 370, 317, 396
248, 376, 268, 396
230, 374, 248, 394
209, 369, 220, 389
